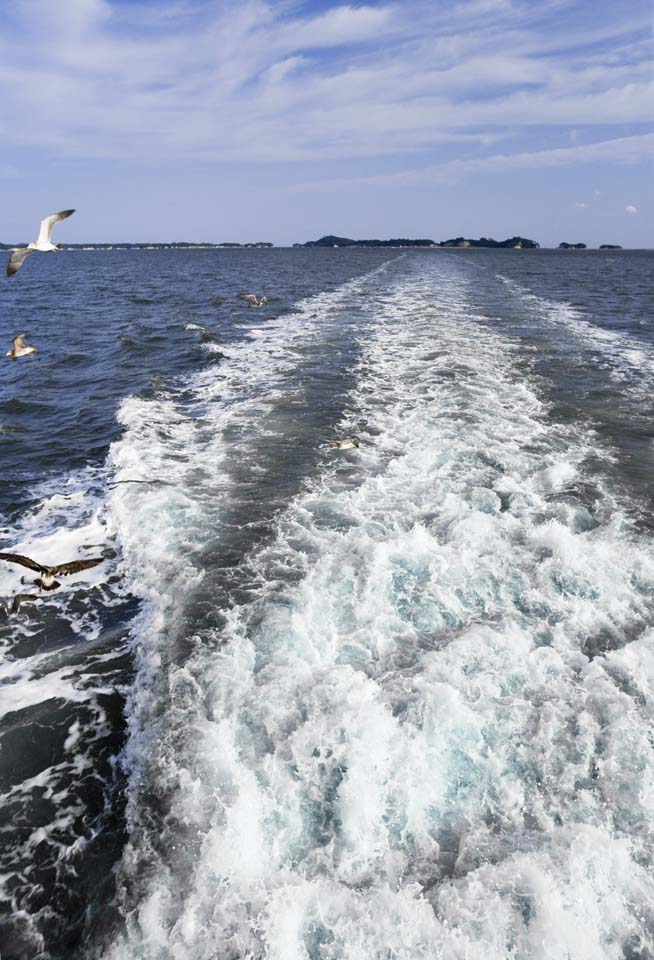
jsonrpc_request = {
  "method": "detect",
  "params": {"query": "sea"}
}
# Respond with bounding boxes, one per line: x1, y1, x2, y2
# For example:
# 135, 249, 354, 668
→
1, 247, 653, 960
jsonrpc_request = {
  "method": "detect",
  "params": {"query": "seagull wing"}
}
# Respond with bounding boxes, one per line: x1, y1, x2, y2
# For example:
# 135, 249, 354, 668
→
10, 594, 43, 614
12, 334, 27, 349
0, 552, 46, 573
7, 249, 34, 277
239, 294, 258, 305
37, 209, 75, 245
52, 557, 104, 577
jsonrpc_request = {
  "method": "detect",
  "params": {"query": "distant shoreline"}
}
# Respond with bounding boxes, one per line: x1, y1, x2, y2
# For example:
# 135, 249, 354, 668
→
0, 240, 639, 251
0, 242, 274, 251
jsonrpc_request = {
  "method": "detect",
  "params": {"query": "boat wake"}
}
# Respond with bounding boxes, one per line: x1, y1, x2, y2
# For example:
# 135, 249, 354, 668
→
495, 273, 654, 381
102, 259, 654, 959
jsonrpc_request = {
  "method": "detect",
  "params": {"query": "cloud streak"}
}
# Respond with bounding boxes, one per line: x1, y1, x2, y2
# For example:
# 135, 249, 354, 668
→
296, 133, 654, 190
0, 0, 651, 165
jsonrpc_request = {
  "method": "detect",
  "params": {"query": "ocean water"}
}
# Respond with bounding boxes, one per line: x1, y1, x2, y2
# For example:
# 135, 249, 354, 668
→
1, 248, 652, 960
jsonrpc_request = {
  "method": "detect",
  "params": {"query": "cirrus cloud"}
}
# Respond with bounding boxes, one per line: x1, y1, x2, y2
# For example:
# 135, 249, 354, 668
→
0, 0, 651, 164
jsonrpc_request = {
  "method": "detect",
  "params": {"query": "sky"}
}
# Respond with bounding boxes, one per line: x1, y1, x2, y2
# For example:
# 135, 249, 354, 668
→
0, 0, 652, 246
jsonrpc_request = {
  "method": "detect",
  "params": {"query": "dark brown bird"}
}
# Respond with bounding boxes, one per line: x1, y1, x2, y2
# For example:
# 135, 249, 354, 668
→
0, 552, 104, 591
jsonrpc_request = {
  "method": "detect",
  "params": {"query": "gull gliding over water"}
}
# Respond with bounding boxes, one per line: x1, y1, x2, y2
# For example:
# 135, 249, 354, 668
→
6, 209, 75, 276
239, 293, 268, 307
6, 334, 36, 358
0, 552, 104, 592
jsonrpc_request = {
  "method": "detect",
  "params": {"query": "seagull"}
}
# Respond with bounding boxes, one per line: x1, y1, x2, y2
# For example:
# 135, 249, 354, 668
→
1, 594, 43, 617
6, 209, 75, 277
0, 552, 104, 592
327, 438, 359, 449
239, 293, 268, 307
6, 334, 36, 358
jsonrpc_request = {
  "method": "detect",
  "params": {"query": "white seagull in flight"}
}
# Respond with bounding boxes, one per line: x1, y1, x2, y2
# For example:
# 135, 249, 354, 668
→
239, 293, 268, 307
6, 209, 75, 276
6, 334, 37, 358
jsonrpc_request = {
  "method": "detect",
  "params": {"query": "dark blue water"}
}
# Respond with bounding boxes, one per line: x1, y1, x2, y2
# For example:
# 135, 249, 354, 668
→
1, 249, 653, 960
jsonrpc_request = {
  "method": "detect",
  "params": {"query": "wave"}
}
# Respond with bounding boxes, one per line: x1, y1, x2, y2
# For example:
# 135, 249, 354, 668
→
495, 273, 654, 379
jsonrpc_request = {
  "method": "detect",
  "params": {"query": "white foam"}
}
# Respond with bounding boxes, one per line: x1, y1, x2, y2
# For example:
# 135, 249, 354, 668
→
105, 258, 399, 837
105, 261, 654, 958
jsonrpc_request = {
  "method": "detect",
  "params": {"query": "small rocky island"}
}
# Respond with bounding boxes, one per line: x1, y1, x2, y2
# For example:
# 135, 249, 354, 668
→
558, 242, 587, 249
599, 244, 622, 250
439, 236, 539, 249
300, 234, 539, 249
299, 235, 436, 248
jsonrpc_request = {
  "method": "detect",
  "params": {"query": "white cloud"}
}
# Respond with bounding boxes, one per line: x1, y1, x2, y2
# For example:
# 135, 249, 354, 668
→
625, 204, 638, 214
298, 133, 654, 192
297, 133, 654, 190
289, 4, 397, 47
575, 201, 588, 208
454, 133, 654, 171
0, 0, 650, 164
265, 56, 308, 85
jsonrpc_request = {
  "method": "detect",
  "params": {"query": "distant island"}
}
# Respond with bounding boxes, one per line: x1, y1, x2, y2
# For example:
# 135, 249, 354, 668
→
438, 236, 539, 249
558, 242, 622, 250
0, 236, 628, 253
297, 235, 436, 248
298, 234, 540, 249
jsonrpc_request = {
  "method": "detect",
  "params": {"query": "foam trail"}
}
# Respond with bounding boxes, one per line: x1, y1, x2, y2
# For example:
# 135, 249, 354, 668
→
105, 260, 654, 960
103, 261, 397, 876
495, 273, 654, 378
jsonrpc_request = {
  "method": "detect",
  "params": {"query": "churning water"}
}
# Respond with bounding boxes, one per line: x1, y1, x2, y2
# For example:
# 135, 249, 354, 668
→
1, 248, 653, 960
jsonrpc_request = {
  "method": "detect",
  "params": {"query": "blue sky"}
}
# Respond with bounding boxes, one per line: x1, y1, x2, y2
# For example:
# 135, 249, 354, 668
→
1, 0, 651, 245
